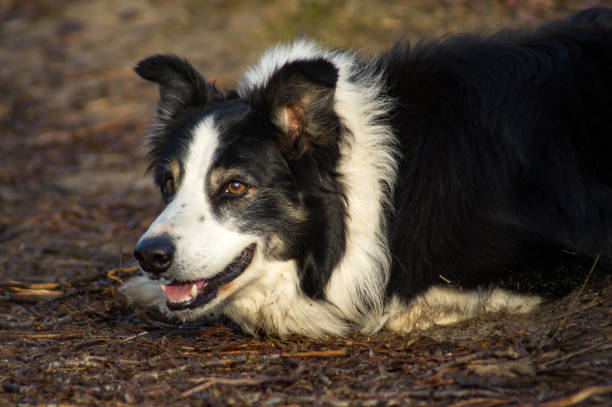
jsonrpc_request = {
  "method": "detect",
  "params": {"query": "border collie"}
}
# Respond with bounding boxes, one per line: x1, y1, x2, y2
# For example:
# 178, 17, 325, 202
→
121, 8, 612, 337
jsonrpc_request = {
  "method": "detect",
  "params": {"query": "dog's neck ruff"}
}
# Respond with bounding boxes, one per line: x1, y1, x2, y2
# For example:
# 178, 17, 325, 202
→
234, 40, 399, 335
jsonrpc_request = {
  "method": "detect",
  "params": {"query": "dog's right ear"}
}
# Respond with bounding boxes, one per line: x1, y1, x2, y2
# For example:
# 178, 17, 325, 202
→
135, 55, 214, 122
250, 59, 340, 159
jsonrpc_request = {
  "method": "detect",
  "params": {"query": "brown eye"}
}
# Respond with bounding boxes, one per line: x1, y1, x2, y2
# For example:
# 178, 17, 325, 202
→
164, 176, 175, 195
226, 181, 247, 195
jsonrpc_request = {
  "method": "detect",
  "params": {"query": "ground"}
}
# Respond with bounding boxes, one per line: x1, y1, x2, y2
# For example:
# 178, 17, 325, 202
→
1, 0, 611, 405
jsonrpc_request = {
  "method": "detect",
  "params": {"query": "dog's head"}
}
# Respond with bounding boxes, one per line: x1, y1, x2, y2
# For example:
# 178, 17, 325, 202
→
131, 53, 348, 321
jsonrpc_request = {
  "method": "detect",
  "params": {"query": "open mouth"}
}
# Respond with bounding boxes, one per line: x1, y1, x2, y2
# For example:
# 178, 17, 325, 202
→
161, 244, 255, 311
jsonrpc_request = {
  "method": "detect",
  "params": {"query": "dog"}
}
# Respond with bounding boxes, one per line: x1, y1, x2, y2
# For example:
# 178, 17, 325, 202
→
121, 7, 612, 338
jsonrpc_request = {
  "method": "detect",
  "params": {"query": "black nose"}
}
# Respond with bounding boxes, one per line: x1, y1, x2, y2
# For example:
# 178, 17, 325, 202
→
133, 236, 175, 275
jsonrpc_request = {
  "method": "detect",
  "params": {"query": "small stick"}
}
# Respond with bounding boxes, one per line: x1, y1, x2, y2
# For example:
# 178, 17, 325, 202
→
38, 314, 73, 329
548, 254, 600, 344
535, 385, 612, 407
219, 349, 346, 358
133, 365, 191, 380
0, 265, 139, 303
1, 287, 64, 302
279, 349, 346, 358
539, 340, 610, 368
178, 350, 345, 378
119, 331, 148, 343
449, 398, 509, 407
0, 265, 138, 291
0, 314, 72, 330
72, 339, 111, 350
0, 282, 62, 289
17, 332, 83, 339
107, 263, 137, 284
182, 364, 304, 397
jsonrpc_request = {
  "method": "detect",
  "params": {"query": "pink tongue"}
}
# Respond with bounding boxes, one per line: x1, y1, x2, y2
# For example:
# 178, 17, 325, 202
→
164, 280, 206, 302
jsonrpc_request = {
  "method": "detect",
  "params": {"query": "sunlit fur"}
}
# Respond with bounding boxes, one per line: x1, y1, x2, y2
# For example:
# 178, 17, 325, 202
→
240, 40, 399, 330
123, 8, 612, 337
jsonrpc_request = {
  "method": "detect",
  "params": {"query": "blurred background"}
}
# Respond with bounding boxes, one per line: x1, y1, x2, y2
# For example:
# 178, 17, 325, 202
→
1, 0, 610, 284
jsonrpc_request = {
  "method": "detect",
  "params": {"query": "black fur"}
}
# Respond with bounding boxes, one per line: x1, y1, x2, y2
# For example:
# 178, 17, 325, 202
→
384, 7, 612, 301
247, 59, 347, 298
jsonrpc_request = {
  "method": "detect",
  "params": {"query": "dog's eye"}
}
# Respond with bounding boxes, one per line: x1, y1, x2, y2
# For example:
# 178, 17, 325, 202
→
226, 181, 247, 196
164, 176, 175, 195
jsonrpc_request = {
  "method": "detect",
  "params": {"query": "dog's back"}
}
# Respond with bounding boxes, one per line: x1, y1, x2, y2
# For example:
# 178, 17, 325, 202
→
385, 7, 612, 308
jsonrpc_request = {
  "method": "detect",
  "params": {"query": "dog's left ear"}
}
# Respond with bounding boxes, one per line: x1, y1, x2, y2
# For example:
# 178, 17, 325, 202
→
254, 59, 340, 158
135, 54, 216, 123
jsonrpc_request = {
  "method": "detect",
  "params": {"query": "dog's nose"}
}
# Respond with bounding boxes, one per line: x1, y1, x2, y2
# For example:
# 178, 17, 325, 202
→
133, 236, 175, 275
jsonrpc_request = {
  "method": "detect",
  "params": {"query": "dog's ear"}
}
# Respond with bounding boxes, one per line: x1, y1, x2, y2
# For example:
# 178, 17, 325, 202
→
135, 55, 214, 122
255, 59, 340, 158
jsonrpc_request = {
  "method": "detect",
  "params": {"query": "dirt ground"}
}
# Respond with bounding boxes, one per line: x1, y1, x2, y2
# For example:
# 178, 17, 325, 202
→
1, 0, 612, 405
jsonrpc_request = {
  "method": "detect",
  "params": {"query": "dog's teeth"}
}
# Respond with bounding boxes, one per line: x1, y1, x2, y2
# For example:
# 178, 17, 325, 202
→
160, 283, 166, 292
191, 284, 198, 298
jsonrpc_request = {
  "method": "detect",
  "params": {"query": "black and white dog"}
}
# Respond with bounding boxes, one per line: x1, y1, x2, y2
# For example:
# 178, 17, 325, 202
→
122, 8, 612, 337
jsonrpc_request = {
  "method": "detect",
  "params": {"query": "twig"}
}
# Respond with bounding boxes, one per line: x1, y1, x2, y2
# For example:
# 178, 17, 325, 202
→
279, 349, 346, 358
133, 365, 190, 380
395, 389, 501, 399
106, 265, 138, 284
85, 355, 143, 364
449, 398, 510, 407
534, 385, 612, 407
0, 265, 139, 303
0, 282, 62, 289
72, 339, 111, 350
39, 314, 73, 329
181, 364, 305, 397
0, 287, 64, 302
548, 254, 600, 343
200, 357, 249, 367
185, 349, 346, 370
0, 265, 138, 291
0, 314, 72, 330
119, 331, 148, 343
217, 349, 346, 359
539, 340, 610, 368
18, 332, 84, 339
